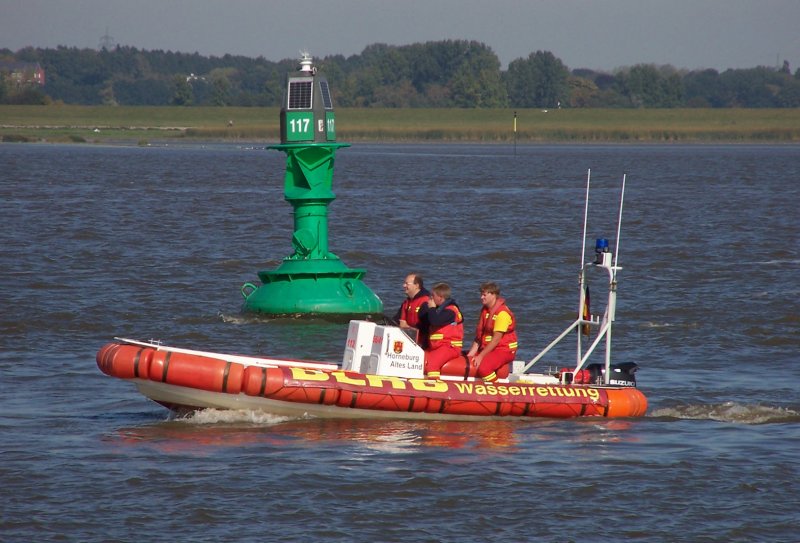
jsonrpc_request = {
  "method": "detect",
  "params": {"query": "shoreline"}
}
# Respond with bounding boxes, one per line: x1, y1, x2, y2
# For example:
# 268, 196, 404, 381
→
2, 105, 800, 144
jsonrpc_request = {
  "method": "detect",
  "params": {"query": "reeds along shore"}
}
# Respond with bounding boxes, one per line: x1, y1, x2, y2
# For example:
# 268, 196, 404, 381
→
2, 105, 799, 143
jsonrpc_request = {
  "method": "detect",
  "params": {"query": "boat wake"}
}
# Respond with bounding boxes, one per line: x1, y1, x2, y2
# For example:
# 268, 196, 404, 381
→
650, 402, 800, 424
218, 312, 272, 325
173, 408, 294, 425
641, 321, 699, 329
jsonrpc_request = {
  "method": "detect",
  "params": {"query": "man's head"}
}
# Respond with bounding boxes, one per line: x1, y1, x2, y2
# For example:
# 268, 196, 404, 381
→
403, 273, 423, 298
431, 282, 451, 305
479, 281, 500, 309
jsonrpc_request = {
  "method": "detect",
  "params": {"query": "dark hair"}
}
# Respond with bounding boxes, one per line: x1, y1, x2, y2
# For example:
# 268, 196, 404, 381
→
410, 273, 423, 288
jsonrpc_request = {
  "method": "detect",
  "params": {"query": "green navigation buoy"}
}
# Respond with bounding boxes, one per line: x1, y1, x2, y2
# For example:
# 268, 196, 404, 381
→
240, 53, 383, 317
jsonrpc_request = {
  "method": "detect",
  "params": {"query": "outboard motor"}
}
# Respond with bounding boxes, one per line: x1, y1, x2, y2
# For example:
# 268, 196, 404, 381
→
584, 362, 639, 387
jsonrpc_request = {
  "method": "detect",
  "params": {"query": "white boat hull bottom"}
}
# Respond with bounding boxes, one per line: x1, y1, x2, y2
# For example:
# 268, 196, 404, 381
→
134, 380, 506, 422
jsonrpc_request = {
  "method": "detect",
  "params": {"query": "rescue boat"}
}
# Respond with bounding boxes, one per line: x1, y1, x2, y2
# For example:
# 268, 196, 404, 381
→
96, 172, 647, 420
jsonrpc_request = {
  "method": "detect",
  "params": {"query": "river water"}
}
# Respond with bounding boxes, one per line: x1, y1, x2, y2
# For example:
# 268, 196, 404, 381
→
2, 141, 799, 542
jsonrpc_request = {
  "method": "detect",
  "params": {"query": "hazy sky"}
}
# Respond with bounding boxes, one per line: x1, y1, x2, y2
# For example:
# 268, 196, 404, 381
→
2, 0, 799, 72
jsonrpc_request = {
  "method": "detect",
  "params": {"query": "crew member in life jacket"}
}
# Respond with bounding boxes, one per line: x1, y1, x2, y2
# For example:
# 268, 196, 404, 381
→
466, 281, 519, 382
393, 273, 431, 348
418, 282, 464, 379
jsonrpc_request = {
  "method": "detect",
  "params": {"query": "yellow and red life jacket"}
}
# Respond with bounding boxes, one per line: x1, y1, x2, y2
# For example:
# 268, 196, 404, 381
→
475, 297, 518, 352
400, 291, 430, 328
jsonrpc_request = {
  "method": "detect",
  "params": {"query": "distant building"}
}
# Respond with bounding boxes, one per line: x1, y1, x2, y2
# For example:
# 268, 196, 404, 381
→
0, 61, 46, 87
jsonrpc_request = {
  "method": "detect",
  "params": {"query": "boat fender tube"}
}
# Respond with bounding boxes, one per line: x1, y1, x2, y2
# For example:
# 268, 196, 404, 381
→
440, 356, 511, 380
96, 343, 154, 380
605, 388, 648, 417
242, 366, 342, 406
148, 351, 244, 394
340, 387, 431, 413
440, 356, 472, 379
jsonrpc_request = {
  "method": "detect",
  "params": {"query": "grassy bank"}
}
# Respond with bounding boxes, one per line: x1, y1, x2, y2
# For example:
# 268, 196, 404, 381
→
2, 105, 799, 143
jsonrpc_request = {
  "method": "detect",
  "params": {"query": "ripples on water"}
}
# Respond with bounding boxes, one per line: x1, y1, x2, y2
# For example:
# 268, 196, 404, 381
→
1, 142, 799, 542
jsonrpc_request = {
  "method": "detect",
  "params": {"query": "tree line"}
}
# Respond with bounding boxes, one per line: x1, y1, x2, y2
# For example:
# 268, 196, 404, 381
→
2, 40, 800, 108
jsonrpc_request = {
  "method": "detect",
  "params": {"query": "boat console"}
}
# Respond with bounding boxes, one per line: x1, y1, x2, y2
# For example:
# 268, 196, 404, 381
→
342, 320, 425, 379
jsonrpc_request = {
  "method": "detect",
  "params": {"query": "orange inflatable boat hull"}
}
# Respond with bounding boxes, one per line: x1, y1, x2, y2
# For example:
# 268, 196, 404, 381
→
97, 342, 647, 419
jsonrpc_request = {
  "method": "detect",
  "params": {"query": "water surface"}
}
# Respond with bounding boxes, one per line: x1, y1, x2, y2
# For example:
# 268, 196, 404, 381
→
2, 142, 799, 542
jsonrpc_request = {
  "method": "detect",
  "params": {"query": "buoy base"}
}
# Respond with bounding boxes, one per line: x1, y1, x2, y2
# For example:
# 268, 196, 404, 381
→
241, 259, 383, 317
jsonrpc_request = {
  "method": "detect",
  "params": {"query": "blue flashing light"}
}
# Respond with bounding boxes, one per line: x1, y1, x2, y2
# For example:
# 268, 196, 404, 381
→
595, 238, 609, 253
